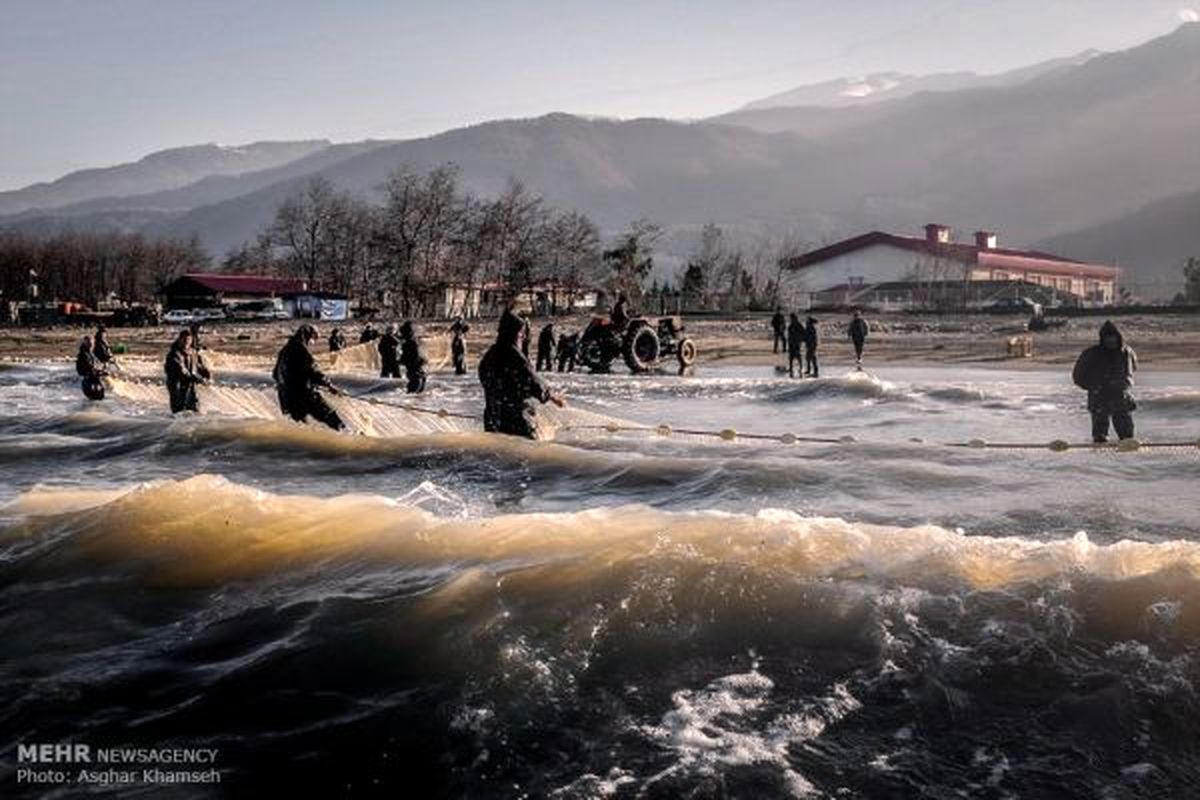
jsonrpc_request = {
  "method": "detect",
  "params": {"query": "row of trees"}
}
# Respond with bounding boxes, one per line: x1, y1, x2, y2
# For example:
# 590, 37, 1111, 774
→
237, 167, 807, 316
228, 168, 610, 316
0, 230, 209, 309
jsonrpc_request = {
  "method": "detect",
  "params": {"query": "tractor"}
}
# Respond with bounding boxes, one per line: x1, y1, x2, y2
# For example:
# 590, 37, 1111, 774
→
576, 314, 697, 374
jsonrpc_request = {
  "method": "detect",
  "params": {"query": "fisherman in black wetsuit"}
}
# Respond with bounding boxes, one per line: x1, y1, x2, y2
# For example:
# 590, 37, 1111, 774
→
328, 327, 347, 353
273, 324, 346, 430
164, 329, 204, 413
479, 310, 565, 439
359, 322, 379, 344
787, 313, 804, 379
556, 332, 578, 373
92, 325, 114, 368
536, 322, 556, 371
378, 323, 402, 378
803, 316, 820, 378
399, 321, 427, 394
848, 310, 869, 369
76, 335, 106, 400
1073, 320, 1138, 443
450, 318, 469, 375
771, 309, 787, 354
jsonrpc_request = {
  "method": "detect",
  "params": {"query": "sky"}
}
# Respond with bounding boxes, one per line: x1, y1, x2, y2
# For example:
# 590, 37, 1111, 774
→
0, 0, 1195, 189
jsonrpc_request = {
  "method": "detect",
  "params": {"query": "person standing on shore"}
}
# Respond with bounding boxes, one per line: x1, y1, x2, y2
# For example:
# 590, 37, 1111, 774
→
450, 318, 469, 376
164, 329, 204, 413
273, 324, 346, 430
399, 321, 427, 394
1072, 320, 1138, 443
804, 316, 820, 378
771, 309, 787, 354
537, 322, 556, 371
359, 322, 379, 344
848, 310, 869, 369
378, 324, 402, 379
787, 313, 804, 379
557, 332, 578, 373
479, 310, 565, 439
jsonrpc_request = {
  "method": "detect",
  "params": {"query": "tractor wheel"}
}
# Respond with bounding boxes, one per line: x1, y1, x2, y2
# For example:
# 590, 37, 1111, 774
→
676, 338, 697, 367
623, 325, 661, 373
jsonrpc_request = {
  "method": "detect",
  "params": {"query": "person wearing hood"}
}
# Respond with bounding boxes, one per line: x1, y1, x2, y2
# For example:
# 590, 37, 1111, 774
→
803, 316, 820, 378
164, 329, 204, 413
378, 323, 402, 378
771, 309, 787, 354
450, 318, 469, 375
1072, 320, 1138, 443
848, 310, 869, 369
76, 335, 106, 400
479, 310, 565, 439
787, 313, 804, 378
536, 322, 556, 371
328, 327, 347, 353
92, 325, 114, 367
359, 322, 379, 344
399, 321, 427, 394
273, 324, 346, 430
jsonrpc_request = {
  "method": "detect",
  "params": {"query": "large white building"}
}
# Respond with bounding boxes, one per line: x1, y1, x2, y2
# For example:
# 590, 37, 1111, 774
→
781, 224, 1119, 307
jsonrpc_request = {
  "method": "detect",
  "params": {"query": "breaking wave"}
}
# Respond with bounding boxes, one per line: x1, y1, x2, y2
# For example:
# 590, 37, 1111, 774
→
2, 476, 1200, 797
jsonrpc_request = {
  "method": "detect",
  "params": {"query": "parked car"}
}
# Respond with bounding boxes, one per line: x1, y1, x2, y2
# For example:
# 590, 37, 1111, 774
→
163, 309, 194, 324
195, 307, 227, 321
984, 296, 1040, 313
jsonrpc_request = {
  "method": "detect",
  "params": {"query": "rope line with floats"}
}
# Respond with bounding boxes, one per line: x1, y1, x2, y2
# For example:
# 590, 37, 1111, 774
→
99, 372, 1200, 454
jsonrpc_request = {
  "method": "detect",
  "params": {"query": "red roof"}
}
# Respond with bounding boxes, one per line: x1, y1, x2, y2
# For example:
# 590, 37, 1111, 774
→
784, 232, 1117, 279
172, 273, 308, 295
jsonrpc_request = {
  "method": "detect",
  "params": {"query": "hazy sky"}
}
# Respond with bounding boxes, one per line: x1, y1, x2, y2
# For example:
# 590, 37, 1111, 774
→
1, 0, 1195, 189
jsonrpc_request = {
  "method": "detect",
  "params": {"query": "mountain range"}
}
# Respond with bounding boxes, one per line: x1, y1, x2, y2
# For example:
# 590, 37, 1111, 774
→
2, 23, 1198, 297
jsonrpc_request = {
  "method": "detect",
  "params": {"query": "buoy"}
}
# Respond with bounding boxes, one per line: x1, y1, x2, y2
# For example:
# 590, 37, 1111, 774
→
1048, 439, 1070, 452
656, 424, 672, 437
909, 437, 924, 444
605, 422, 621, 433
778, 432, 797, 444
839, 435, 856, 443
437, 408, 449, 418
718, 428, 737, 441
968, 439, 987, 448
1117, 438, 1141, 452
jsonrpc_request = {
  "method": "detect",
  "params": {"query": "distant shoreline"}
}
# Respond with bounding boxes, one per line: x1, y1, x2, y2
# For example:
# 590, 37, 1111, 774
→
2, 312, 1197, 372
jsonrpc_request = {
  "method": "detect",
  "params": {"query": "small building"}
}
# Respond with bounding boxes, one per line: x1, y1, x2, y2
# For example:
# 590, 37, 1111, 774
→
426, 281, 598, 319
160, 273, 308, 311
286, 291, 350, 321
781, 225, 1119, 308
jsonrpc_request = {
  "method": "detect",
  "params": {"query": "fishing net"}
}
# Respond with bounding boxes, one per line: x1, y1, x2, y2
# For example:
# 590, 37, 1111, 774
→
324, 335, 452, 375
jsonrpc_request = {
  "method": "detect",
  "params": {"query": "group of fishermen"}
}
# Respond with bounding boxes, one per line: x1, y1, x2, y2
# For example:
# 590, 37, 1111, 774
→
73, 305, 1140, 444
771, 309, 870, 379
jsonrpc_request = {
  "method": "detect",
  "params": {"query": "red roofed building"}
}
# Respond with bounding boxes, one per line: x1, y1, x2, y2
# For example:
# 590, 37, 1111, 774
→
161, 273, 309, 310
781, 225, 1118, 307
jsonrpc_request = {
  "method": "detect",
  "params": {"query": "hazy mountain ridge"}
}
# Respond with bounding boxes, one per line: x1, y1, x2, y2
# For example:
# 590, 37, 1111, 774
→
0, 140, 333, 216
1035, 187, 1200, 296
737, 49, 1100, 111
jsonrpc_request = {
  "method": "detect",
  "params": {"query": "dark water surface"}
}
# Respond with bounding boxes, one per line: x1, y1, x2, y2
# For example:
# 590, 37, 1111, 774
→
2, 360, 1199, 798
